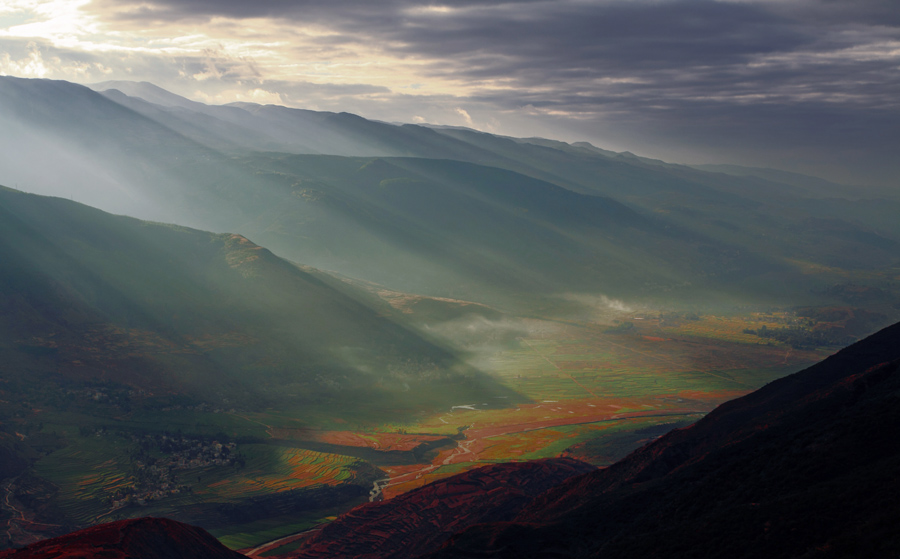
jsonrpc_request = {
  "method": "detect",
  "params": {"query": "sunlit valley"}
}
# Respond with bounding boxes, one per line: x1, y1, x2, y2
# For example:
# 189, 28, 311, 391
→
1, 73, 899, 558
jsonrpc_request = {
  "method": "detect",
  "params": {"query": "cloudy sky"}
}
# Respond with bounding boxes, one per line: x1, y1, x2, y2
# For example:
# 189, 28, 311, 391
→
1, 0, 898, 186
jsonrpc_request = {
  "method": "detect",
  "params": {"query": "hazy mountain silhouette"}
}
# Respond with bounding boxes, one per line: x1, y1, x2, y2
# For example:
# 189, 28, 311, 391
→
3, 77, 899, 312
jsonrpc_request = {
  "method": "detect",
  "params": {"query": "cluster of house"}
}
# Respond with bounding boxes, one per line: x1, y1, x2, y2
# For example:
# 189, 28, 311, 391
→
107, 435, 240, 509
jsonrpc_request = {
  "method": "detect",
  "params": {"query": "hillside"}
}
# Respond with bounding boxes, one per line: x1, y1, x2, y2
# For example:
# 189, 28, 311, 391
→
0, 185, 495, 407
288, 458, 594, 559
92, 81, 900, 258
0, 518, 243, 559
218, 154, 788, 306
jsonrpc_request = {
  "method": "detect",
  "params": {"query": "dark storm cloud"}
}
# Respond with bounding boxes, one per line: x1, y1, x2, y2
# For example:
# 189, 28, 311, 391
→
776, 0, 900, 26
92, 0, 897, 111
93, 0, 542, 22
387, 2, 806, 73
97, 0, 810, 72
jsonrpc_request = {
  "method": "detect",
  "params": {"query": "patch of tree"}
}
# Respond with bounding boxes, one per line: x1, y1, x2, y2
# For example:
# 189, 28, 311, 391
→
742, 324, 852, 349
657, 312, 700, 327
605, 321, 636, 334
0, 374, 152, 417
659, 311, 700, 321
795, 306, 888, 337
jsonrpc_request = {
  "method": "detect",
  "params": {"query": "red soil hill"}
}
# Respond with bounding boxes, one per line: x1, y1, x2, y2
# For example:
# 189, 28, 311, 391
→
0, 518, 246, 559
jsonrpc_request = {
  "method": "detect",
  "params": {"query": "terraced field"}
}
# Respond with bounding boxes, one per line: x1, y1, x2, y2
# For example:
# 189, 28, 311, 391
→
32, 437, 374, 528
193, 446, 363, 499
32, 437, 134, 524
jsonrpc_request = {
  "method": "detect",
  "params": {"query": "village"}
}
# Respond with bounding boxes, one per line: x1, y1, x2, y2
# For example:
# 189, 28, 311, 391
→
106, 434, 243, 510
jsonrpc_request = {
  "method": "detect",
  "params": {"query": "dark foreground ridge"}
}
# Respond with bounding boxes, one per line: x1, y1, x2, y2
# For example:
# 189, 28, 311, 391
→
430, 321, 900, 558
288, 458, 595, 559
0, 518, 244, 559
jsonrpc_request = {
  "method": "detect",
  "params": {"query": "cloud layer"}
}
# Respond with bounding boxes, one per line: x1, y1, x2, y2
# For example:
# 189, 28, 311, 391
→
1, 0, 898, 186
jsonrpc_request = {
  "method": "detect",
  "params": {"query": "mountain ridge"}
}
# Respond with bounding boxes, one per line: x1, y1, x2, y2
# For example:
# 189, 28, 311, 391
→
0, 184, 505, 406
4, 76, 899, 313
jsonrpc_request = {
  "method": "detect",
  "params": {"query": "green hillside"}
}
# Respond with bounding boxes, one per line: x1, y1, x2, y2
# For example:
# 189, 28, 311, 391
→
220, 154, 787, 307
0, 186, 514, 411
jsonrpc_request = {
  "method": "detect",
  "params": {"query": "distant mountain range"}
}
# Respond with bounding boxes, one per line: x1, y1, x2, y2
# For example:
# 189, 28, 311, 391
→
5, 320, 898, 558
2, 76, 899, 311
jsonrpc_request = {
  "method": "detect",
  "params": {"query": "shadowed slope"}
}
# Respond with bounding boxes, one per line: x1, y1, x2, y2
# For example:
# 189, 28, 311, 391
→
289, 458, 595, 559
0, 185, 515, 409
0, 518, 245, 559
430, 321, 900, 558
227, 153, 785, 306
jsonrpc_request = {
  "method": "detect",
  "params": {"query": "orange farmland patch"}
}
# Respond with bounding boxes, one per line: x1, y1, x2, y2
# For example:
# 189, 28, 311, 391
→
421, 399, 717, 468
370, 392, 755, 501
309, 430, 446, 452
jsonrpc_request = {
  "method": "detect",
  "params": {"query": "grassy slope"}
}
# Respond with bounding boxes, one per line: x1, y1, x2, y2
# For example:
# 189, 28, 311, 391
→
0, 185, 524, 409
161, 146, 900, 313
206, 153, 799, 310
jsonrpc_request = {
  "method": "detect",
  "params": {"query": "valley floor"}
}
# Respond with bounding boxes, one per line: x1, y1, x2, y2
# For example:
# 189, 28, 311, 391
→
3, 297, 850, 552
203, 308, 829, 552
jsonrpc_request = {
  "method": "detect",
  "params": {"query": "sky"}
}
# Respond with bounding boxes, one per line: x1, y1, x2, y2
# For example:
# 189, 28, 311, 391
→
1, 0, 898, 187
